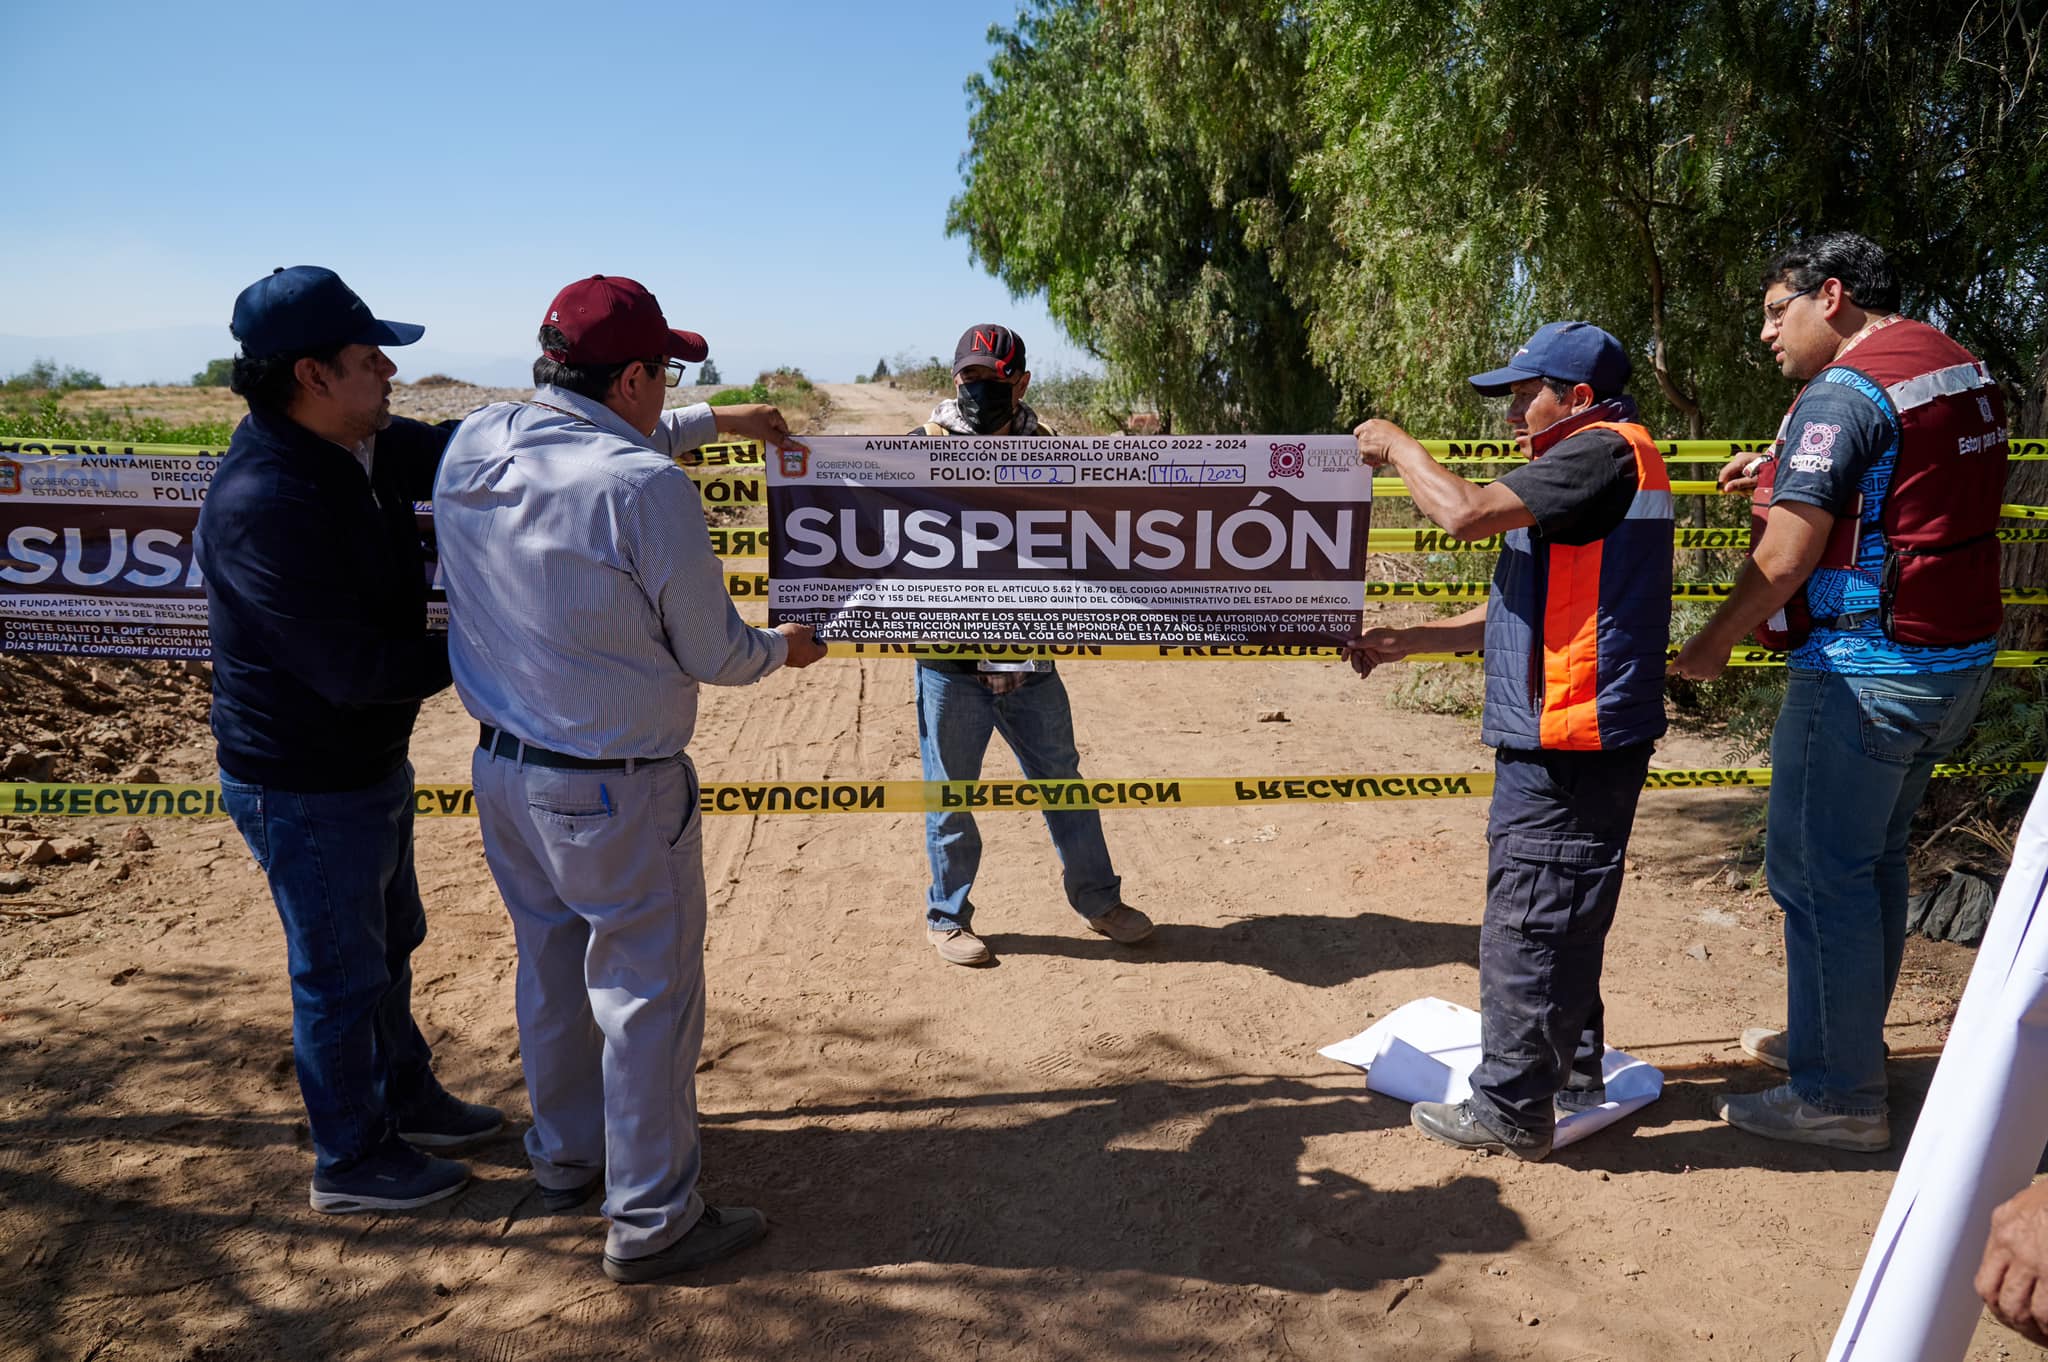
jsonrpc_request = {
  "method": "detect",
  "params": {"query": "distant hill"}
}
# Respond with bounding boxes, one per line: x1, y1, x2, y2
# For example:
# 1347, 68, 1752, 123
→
0, 326, 534, 389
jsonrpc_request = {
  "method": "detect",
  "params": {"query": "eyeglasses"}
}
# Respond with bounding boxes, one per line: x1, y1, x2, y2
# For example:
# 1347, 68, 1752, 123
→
645, 358, 686, 388
1763, 282, 1821, 325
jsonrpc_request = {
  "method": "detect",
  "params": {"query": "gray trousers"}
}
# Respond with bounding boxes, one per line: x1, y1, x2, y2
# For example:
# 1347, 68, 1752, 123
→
472, 747, 706, 1261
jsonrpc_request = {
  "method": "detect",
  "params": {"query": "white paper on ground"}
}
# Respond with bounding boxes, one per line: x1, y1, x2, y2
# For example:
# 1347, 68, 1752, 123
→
1319, 996, 1663, 1149
1828, 773, 2048, 1362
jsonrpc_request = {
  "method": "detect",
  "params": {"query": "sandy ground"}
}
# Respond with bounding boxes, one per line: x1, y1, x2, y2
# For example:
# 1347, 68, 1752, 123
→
0, 384, 2031, 1362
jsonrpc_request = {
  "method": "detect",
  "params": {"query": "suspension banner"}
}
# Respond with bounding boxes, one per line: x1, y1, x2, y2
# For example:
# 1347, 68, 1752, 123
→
764, 434, 1373, 648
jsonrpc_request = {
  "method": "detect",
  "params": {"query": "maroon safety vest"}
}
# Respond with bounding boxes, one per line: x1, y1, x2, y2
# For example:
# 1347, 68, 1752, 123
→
1750, 318, 2007, 649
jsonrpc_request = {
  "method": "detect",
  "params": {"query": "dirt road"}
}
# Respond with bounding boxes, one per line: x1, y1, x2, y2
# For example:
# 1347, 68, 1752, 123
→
0, 383, 2016, 1361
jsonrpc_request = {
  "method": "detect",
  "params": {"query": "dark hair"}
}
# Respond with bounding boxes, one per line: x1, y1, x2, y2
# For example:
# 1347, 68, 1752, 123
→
1762, 232, 1900, 313
228, 342, 347, 412
1538, 375, 1624, 402
533, 325, 645, 401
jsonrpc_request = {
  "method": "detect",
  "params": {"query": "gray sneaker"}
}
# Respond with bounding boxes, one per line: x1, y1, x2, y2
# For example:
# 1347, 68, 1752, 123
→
1740, 1027, 1887, 1074
1739, 1027, 1791, 1072
928, 927, 992, 966
1086, 904, 1155, 944
1715, 1083, 1890, 1151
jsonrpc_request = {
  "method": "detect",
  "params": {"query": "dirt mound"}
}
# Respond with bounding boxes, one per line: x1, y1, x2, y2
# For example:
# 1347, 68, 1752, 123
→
0, 654, 210, 785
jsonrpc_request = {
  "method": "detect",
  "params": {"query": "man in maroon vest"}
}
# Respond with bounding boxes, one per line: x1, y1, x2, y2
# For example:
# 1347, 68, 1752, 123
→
1672, 232, 2007, 1151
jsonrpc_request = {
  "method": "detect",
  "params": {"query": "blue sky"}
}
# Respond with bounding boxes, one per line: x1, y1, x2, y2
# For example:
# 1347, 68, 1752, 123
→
0, 1, 1090, 387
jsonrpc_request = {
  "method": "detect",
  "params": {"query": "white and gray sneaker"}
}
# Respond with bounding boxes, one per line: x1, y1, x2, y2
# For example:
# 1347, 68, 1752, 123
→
1739, 1027, 1887, 1074
1715, 1083, 1890, 1152
1739, 1027, 1792, 1072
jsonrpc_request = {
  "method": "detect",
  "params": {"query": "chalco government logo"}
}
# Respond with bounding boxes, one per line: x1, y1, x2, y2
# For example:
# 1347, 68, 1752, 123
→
1268, 441, 1306, 479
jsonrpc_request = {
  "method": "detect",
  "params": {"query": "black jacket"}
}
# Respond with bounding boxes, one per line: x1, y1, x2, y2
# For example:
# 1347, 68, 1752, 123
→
196, 406, 455, 790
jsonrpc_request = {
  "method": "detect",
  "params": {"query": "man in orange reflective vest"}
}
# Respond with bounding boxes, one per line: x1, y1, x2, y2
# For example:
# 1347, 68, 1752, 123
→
1348, 322, 1673, 1160
1673, 232, 2005, 1152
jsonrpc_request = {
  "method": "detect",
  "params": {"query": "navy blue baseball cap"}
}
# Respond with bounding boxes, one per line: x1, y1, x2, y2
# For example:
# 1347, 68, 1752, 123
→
1467, 321, 1631, 397
230, 266, 424, 360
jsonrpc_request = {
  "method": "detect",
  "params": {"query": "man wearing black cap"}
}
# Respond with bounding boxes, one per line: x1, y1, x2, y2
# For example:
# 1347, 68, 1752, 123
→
432, 275, 823, 1283
908, 324, 1153, 967
1344, 322, 1673, 1161
199, 266, 503, 1215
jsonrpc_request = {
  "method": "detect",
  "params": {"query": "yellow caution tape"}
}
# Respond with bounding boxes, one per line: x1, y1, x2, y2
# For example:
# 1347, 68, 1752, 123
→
9, 761, 2039, 818
0, 436, 233, 459
1414, 438, 2048, 464
661, 436, 2048, 467
810, 642, 2048, 668
1350, 581, 2048, 606
731, 577, 2048, 607
710, 527, 771, 557
680, 470, 765, 503
12, 434, 2047, 463
2004, 503, 2048, 521
674, 441, 764, 467
819, 643, 1360, 662
1360, 525, 2048, 553
1408, 649, 2048, 669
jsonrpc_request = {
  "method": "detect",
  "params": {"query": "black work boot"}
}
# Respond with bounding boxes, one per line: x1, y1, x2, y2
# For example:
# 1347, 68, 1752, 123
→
1411, 1099, 1551, 1162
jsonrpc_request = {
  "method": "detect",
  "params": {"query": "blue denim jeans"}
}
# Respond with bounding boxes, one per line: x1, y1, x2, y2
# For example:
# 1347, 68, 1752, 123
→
1468, 742, 1652, 1146
1767, 665, 1994, 1115
916, 665, 1122, 930
220, 763, 437, 1174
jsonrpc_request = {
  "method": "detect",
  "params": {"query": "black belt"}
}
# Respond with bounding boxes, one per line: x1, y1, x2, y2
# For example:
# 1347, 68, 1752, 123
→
478, 724, 673, 772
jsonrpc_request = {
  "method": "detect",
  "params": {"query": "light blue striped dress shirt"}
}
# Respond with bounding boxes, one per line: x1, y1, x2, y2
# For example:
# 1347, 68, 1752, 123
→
433, 384, 788, 759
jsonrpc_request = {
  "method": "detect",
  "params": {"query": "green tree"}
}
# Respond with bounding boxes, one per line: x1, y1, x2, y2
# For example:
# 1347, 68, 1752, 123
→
1292, 0, 2048, 443
697, 356, 722, 386
949, 1, 1338, 433
3, 358, 104, 393
191, 357, 233, 387
955, 0, 2045, 439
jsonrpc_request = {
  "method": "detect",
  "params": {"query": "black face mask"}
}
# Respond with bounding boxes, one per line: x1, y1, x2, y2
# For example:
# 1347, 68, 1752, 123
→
956, 379, 1015, 434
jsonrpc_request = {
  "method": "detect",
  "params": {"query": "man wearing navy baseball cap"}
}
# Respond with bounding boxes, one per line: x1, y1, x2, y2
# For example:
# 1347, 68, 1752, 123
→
198, 267, 503, 1216
1343, 321, 1674, 1161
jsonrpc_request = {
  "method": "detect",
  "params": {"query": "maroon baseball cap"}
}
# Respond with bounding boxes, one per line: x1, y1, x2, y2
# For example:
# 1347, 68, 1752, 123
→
540, 275, 709, 365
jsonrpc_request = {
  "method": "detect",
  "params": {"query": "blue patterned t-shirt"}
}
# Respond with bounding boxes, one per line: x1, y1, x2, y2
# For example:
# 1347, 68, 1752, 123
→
1768, 366, 1997, 675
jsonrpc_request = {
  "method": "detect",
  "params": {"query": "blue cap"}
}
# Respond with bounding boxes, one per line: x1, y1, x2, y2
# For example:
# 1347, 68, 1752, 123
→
1467, 321, 1631, 397
230, 266, 424, 360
